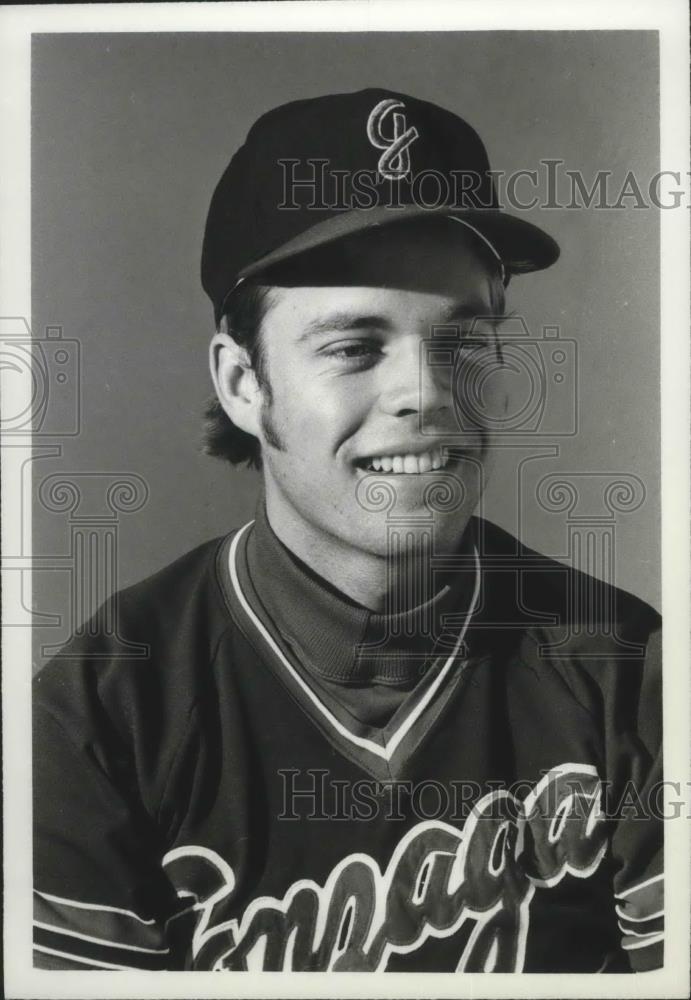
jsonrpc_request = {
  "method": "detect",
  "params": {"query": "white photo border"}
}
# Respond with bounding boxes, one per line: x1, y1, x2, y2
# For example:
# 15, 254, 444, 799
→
1, 2, 689, 998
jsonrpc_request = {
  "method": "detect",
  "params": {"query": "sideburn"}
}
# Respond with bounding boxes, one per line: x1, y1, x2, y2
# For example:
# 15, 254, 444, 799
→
251, 336, 287, 454
259, 391, 287, 453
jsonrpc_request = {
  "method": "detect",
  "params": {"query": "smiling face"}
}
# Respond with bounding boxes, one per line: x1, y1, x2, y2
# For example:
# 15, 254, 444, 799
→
215, 219, 509, 587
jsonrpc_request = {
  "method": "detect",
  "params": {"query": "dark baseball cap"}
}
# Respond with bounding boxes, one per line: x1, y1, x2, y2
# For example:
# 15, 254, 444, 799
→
202, 87, 560, 324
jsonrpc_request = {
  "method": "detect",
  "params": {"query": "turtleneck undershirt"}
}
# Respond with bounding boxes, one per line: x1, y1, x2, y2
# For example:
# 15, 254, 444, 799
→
242, 503, 477, 728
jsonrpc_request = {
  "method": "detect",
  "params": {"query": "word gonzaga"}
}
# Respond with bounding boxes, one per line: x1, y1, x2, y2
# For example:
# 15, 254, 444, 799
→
161, 764, 608, 971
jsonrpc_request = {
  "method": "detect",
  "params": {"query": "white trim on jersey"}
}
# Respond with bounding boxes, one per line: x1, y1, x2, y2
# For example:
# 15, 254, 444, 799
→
616, 921, 664, 940
615, 904, 664, 922
34, 889, 157, 924
228, 520, 481, 763
33, 920, 170, 954
33, 944, 144, 971
621, 932, 664, 951
615, 872, 664, 899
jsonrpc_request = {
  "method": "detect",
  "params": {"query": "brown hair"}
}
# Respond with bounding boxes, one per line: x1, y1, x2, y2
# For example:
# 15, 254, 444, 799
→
203, 282, 272, 469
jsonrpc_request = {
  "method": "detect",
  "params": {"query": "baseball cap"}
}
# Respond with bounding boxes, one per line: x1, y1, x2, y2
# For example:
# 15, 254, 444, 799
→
202, 88, 560, 324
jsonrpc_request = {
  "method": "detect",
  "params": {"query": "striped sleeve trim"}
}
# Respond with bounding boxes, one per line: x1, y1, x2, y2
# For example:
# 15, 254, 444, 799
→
33, 890, 169, 970
614, 873, 664, 969
621, 932, 664, 952
614, 873, 664, 922
33, 943, 160, 971
617, 916, 664, 938
615, 904, 664, 922
34, 890, 165, 949
33, 920, 169, 954
614, 872, 663, 901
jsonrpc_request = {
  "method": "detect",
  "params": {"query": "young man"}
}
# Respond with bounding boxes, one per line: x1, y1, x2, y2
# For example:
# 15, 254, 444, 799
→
33, 89, 662, 973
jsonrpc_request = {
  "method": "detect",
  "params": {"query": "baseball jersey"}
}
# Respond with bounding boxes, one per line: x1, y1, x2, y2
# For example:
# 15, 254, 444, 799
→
33, 514, 663, 973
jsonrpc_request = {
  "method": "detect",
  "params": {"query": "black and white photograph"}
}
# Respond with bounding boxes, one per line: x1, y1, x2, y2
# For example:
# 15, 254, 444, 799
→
1, 1, 689, 996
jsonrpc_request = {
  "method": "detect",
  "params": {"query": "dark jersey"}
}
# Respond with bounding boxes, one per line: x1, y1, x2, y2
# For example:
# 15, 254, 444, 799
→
33, 516, 663, 973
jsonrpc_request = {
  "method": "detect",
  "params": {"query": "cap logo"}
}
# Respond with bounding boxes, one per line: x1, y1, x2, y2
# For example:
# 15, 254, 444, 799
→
366, 98, 419, 181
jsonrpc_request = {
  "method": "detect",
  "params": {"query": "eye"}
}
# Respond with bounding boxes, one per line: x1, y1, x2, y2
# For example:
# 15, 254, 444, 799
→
322, 340, 383, 365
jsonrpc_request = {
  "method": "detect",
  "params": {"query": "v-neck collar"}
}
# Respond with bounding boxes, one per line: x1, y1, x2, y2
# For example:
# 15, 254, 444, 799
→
219, 517, 482, 781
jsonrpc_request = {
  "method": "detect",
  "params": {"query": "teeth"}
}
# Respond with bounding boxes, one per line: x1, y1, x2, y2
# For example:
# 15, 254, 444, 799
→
365, 448, 450, 474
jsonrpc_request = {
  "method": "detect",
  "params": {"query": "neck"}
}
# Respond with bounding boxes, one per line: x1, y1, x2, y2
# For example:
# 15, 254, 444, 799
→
262, 494, 471, 613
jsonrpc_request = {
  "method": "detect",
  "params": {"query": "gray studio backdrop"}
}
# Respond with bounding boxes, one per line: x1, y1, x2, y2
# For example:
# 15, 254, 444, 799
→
31, 31, 660, 671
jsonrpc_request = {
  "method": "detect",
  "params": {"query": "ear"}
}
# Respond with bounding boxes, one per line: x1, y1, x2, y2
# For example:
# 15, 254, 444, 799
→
209, 331, 263, 438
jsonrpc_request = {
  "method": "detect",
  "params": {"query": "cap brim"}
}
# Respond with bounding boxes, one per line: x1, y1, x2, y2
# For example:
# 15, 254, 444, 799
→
236, 205, 560, 285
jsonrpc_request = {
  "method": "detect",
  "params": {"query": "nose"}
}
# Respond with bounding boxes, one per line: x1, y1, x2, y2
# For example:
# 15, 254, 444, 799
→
376, 335, 451, 421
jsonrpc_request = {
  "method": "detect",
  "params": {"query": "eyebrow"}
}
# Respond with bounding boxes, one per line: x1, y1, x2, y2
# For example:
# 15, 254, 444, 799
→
297, 312, 394, 343
297, 299, 497, 344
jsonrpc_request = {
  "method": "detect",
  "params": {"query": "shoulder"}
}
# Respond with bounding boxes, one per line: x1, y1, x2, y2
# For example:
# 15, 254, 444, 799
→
472, 518, 662, 761
473, 517, 662, 751
33, 530, 243, 748
112, 532, 234, 642
473, 515, 661, 641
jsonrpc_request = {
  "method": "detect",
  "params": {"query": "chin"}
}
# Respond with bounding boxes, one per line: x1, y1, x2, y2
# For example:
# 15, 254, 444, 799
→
347, 507, 474, 560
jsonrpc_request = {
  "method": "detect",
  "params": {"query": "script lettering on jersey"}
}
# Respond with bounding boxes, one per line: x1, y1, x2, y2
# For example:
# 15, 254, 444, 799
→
162, 763, 607, 971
